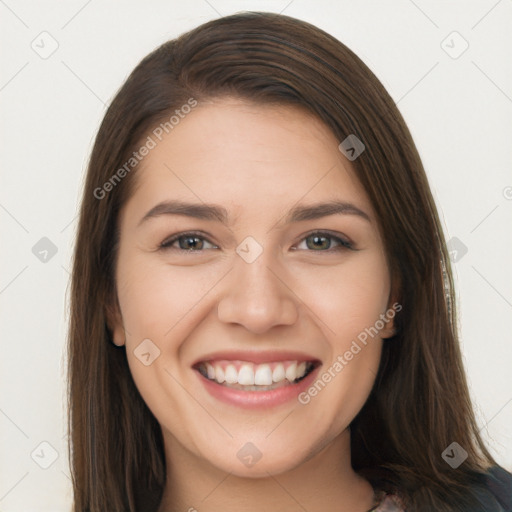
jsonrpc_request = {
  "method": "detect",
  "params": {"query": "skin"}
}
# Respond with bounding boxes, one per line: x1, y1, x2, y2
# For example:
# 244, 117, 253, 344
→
109, 98, 396, 512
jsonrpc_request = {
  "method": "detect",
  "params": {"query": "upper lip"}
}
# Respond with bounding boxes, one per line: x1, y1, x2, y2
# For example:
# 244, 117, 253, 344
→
192, 350, 321, 367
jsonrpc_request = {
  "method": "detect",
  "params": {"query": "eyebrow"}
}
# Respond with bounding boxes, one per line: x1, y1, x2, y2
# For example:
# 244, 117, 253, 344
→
137, 199, 371, 227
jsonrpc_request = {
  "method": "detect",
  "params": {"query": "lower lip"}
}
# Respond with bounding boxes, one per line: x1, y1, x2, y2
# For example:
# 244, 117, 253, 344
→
195, 365, 321, 409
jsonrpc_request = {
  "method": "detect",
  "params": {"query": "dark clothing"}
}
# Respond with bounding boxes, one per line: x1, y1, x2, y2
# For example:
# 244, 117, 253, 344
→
369, 465, 512, 511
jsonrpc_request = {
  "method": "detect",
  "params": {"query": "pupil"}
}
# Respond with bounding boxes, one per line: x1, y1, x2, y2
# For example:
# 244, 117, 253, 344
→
181, 236, 202, 250
308, 235, 329, 250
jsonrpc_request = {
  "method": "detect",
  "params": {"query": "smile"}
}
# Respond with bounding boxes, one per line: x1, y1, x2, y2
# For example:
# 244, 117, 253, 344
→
192, 351, 322, 408
195, 359, 317, 391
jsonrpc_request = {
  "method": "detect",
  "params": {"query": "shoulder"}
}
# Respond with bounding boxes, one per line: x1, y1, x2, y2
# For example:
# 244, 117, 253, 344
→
369, 489, 406, 511
362, 465, 512, 511
479, 465, 512, 512
369, 465, 512, 511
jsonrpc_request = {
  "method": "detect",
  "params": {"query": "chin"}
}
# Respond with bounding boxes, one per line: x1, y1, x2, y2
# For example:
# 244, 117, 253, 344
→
200, 436, 320, 478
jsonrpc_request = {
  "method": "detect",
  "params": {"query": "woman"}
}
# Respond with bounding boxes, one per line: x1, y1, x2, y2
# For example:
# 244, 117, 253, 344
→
67, 12, 512, 512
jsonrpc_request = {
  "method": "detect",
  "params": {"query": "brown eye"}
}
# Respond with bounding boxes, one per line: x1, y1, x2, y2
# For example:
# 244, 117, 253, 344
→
296, 232, 354, 252
306, 234, 331, 250
159, 232, 218, 251
177, 235, 204, 250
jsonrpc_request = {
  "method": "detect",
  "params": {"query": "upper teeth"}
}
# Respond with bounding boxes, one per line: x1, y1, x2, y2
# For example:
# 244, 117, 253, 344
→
199, 360, 311, 386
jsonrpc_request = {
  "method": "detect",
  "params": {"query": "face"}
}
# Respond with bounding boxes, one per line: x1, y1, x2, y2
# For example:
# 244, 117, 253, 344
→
109, 98, 395, 477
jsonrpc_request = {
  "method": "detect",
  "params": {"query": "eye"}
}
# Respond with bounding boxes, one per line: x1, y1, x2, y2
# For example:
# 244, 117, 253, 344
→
158, 230, 354, 253
294, 231, 354, 252
159, 232, 218, 251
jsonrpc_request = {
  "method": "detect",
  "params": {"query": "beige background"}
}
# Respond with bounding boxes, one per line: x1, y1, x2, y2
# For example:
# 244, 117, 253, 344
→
1, 1, 511, 510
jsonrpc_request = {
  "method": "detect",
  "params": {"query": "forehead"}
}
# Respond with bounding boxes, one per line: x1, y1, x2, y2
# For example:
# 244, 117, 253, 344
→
124, 99, 372, 223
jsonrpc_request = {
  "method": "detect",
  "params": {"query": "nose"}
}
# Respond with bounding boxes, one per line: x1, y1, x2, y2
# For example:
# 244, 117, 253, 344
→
217, 252, 299, 334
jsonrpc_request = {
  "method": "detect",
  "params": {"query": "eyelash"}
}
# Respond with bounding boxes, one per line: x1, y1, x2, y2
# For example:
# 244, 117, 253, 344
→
158, 230, 355, 253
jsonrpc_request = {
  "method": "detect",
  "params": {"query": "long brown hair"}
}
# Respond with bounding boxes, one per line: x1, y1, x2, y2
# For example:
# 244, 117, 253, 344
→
67, 12, 498, 511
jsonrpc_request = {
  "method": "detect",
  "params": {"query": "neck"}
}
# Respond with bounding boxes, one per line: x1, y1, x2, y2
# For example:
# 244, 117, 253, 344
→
157, 428, 375, 512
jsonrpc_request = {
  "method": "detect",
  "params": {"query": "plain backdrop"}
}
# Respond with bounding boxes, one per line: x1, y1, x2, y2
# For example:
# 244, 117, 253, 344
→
1, 1, 511, 510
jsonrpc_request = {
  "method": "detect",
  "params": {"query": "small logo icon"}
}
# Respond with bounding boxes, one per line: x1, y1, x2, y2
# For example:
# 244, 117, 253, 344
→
32, 237, 58, 263
442, 442, 468, 469
31, 31, 59, 59
338, 134, 365, 161
134, 338, 161, 366
236, 236, 263, 264
447, 237, 468, 263
441, 31, 469, 60
237, 442, 262, 468
31, 441, 59, 469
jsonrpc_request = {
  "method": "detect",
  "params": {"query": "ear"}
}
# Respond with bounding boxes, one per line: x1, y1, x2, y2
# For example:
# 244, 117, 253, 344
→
380, 308, 397, 339
381, 280, 401, 339
105, 294, 126, 347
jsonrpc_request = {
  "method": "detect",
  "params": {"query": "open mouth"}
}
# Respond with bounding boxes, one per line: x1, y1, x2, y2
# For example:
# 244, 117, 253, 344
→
194, 359, 320, 392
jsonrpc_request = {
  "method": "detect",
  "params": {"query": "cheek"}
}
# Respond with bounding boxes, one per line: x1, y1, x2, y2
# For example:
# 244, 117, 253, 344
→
293, 252, 390, 341
116, 255, 226, 339
291, 253, 388, 419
